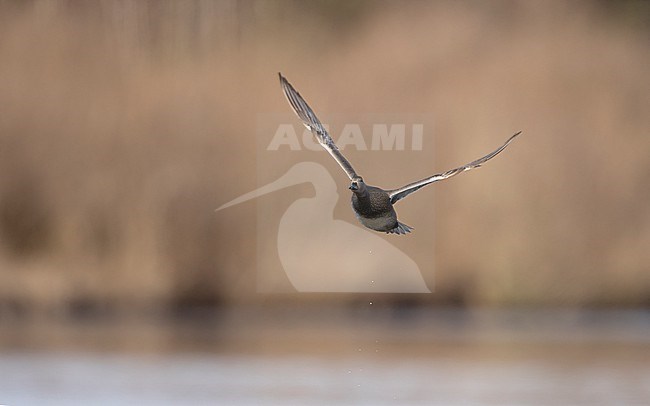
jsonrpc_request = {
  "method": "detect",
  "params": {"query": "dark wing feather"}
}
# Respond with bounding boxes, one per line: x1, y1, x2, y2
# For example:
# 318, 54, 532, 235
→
388, 131, 521, 204
279, 73, 359, 180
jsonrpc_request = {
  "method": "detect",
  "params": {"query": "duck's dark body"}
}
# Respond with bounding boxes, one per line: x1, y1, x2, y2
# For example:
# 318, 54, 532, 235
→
351, 186, 412, 234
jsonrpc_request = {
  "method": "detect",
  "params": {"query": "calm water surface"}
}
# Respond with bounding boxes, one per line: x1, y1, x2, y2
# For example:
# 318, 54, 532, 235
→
1, 308, 648, 405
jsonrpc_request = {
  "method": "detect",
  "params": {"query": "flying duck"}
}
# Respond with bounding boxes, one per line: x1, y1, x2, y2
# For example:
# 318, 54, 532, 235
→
279, 73, 520, 235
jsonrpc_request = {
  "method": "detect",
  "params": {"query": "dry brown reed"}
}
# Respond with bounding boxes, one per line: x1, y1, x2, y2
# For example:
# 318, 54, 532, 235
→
0, 1, 648, 314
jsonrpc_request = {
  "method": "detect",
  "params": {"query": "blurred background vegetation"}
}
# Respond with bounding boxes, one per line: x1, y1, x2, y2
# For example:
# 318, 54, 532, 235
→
0, 0, 648, 322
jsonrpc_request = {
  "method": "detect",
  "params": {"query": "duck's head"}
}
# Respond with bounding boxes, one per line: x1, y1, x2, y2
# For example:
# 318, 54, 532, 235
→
349, 176, 367, 193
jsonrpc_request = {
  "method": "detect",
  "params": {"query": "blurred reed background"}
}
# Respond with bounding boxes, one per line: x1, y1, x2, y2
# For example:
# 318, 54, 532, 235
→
0, 0, 649, 321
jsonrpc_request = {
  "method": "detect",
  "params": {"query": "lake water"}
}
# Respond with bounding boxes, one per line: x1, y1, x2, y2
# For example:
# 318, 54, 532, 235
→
1, 308, 648, 405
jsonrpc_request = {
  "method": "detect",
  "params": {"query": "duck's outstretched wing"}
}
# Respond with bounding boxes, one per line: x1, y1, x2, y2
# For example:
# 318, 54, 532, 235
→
388, 131, 521, 204
279, 73, 359, 180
